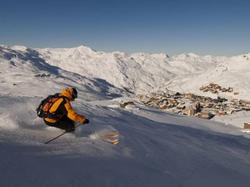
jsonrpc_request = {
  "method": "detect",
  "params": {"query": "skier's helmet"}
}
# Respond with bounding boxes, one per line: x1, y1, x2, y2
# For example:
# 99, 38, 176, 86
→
61, 87, 78, 101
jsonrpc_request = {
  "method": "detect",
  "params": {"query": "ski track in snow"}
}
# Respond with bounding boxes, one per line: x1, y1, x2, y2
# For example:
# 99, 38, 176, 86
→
0, 45, 250, 186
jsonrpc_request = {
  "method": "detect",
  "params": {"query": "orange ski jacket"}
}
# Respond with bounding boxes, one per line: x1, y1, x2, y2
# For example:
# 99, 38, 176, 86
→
44, 88, 86, 124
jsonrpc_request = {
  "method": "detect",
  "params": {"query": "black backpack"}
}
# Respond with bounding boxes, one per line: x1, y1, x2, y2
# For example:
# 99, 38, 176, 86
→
36, 93, 64, 118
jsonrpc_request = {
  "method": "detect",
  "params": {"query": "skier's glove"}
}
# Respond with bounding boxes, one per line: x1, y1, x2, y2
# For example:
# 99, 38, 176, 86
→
83, 119, 89, 124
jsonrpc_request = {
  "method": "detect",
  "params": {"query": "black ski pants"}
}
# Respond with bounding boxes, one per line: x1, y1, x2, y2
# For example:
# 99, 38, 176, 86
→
44, 116, 75, 132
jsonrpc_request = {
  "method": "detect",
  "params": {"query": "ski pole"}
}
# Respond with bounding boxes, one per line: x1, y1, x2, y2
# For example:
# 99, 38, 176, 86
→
44, 123, 82, 144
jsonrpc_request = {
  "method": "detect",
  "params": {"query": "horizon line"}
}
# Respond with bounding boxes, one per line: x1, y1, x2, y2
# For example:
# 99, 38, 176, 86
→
1, 43, 249, 57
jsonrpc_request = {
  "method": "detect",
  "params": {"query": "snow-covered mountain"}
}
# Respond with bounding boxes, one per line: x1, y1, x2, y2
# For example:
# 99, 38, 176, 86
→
1, 44, 250, 187
37, 45, 250, 99
2, 44, 250, 98
0, 45, 125, 99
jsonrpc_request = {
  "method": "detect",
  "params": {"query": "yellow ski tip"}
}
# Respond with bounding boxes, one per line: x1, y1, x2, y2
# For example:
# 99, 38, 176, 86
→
112, 141, 119, 145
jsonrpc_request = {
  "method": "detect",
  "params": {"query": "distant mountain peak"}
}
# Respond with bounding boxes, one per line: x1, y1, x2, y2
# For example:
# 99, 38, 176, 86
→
10, 45, 28, 52
76, 45, 96, 54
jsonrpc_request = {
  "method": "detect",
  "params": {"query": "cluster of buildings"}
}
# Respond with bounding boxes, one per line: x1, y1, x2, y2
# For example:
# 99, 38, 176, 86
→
135, 89, 250, 120
199, 83, 239, 95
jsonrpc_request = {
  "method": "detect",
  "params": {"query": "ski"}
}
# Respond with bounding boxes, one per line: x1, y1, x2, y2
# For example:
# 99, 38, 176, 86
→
99, 131, 120, 145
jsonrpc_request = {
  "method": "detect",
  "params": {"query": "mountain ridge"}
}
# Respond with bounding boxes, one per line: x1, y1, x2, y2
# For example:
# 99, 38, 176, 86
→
1, 44, 250, 99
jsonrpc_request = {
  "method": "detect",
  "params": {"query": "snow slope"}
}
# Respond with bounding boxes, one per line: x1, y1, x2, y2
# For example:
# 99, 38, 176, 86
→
1, 95, 250, 187
0, 45, 125, 99
168, 54, 250, 100
1, 45, 250, 186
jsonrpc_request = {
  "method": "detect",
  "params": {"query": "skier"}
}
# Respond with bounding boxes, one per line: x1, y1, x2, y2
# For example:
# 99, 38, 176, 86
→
42, 87, 89, 132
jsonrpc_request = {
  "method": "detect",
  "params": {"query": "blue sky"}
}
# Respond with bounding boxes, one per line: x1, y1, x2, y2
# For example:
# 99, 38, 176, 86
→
0, 0, 249, 55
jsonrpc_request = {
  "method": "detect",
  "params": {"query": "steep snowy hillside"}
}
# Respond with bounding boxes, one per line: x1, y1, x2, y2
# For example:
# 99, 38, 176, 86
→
0, 45, 125, 100
1, 44, 250, 186
37, 46, 176, 93
1, 90, 250, 187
